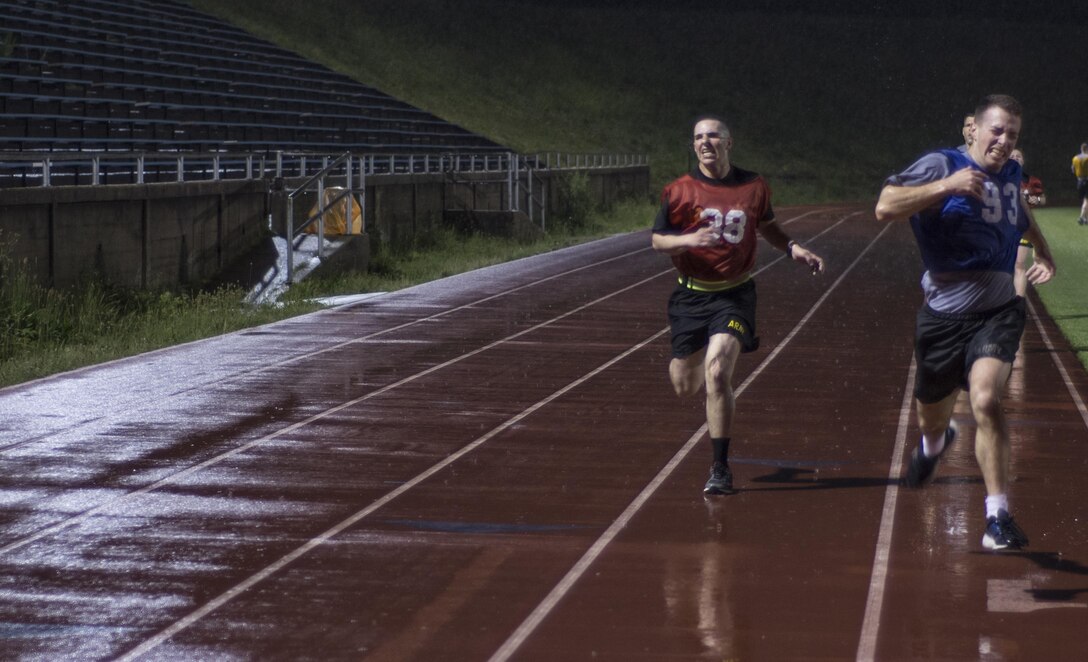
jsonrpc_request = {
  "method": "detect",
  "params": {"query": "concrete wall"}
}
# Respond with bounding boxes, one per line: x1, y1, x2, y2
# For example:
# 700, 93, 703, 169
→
1, 164, 650, 291
0, 180, 268, 290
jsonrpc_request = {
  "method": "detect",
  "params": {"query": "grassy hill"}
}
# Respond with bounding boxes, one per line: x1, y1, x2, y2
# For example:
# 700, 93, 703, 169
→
188, 0, 1088, 205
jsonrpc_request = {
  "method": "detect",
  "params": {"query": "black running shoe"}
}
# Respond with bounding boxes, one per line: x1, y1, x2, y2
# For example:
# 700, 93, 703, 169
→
905, 422, 957, 488
703, 461, 733, 495
982, 509, 1029, 551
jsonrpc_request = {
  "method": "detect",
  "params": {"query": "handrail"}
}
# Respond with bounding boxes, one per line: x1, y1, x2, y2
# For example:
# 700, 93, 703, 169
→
284, 151, 361, 283
288, 151, 351, 199
0, 150, 647, 188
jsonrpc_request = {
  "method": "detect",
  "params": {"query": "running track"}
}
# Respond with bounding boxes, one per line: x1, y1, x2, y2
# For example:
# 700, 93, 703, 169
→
1, 204, 1086, 661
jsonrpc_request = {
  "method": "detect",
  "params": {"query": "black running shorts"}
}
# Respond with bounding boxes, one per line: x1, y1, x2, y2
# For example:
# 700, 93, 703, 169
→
913, 297, 1026, 403
668, 279, 759, 358
1078, 179, 1088, 200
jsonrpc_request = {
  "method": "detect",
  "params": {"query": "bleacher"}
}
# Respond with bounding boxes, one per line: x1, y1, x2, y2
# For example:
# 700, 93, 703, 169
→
0, 0, 506, 185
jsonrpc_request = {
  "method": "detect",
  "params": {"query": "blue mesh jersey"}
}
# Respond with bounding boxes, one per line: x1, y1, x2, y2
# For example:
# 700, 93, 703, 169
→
890, 148, 1026, 274
886, 148, 1027, 313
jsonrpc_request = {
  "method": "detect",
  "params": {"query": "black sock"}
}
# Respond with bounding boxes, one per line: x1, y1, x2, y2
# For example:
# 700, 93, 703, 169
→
711, 437, 731, 465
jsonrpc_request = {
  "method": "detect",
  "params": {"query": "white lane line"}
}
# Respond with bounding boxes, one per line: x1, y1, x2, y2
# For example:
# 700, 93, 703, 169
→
488, 219, 891, 662
856, 295, 1088, 661
0, 246, 652, 447
856, 358, 916, 662
7, 208, 834, 400
0, 267, 674, 557
115, 327, 670, 662
1, 210, 849, 553
115, 207, 864, 660
1027, 297, 1088, 428
4, 207, 836, 458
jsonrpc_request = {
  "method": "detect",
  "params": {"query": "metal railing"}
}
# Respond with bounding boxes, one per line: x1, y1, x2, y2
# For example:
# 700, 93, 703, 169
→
285, 151, 362, 283
0, 150, 648, 188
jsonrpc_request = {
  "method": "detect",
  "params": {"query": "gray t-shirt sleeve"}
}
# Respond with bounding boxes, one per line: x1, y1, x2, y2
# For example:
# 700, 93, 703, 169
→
884, 152, 952, 187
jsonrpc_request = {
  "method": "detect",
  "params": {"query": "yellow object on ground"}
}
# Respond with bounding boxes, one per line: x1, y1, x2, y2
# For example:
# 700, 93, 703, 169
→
305, 187, 363, 235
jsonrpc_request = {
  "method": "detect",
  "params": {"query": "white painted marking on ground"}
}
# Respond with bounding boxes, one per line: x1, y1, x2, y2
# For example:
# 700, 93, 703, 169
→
1027, 297, 1088, 429
987, 579, 1087, 612
856, 358, 916, 662
0, 265, 674, 557
0, 245, 649, 401
2, 210, 842, 552
490, 215, 887, 662
114, 208, 857, 658
115, 327, 670, 662
855, 286, 1088, 660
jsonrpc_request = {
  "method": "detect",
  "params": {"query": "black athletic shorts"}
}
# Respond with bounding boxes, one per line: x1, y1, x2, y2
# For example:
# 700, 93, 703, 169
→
668, 279, 759, 358
913, 297, 1026, 404
1078, 179, 1088, 200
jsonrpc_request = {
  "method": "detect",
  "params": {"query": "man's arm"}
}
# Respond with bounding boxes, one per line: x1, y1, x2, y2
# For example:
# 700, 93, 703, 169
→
1020, 200, 1056, 286
757, 219, 825, 273
651, 226, 718, 255
874, 166, 986, 222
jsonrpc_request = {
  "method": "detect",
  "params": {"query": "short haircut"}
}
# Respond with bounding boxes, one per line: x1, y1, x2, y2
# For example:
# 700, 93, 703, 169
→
692, 114, 730, 136
974, 94, 1023, 119
1082, 142, 1088, 151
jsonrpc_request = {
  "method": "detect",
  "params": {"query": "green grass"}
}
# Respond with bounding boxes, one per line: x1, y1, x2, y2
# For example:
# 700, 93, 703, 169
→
10, 3, 1088, 386
186, 0, 1088, 206
8, 200, 1088, 388
0, 231, 324, 388
285, 199, 655, 300
0, 203, 654, 388
0, 285, 324, 389
1031, 207, 1088, 370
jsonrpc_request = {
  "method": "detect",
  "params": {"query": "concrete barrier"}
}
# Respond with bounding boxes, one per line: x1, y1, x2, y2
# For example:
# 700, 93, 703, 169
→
0, 179, 268, 290
0, 164, 650, 291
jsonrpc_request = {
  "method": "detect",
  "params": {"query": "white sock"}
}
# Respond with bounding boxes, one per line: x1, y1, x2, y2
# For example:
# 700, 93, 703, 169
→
921, 431, 946, 458
985, 494, 1009, 519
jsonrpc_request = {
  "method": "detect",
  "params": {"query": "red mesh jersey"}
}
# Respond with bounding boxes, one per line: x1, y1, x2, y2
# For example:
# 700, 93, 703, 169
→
659, 169, 773, 281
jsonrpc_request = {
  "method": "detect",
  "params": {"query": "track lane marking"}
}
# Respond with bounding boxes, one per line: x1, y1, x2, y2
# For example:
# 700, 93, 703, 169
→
113, 328, 671, 662
2, 207, 844, 459
1027, 297, 1088, 428
856, 295, 1088, 661
0, 267, 673, 556
0, 210, 848, 553
488, 217, 889, 662
3, 208, 836, 404
856, 358, 915, 662
111, 208, 864, 659
0, 243, 648, 455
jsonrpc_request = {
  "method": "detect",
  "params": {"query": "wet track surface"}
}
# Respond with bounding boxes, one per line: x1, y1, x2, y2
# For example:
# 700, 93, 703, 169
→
1, 205, 1086, 660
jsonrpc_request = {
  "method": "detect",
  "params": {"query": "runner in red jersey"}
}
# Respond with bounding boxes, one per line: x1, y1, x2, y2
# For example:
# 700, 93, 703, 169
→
652, 115, 825, 496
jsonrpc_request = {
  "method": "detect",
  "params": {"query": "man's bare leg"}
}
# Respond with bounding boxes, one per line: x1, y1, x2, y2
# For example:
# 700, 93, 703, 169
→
906, 390, 959, 487
703, 333, 741, 439
968, 357, 1013, 498
968, 356, 1028, 549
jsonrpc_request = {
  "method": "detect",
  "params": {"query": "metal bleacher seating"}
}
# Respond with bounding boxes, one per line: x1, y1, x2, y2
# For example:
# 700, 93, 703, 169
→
0, 0, 506, 185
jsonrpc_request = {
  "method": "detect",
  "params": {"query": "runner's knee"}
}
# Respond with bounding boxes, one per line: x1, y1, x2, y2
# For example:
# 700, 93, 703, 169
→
670, 359, 703, 397
969, 385, 1003, 425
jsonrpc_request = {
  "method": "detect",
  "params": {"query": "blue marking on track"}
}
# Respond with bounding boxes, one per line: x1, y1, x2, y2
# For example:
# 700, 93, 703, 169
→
380, 519, 592, 534
729, 456, 852, 469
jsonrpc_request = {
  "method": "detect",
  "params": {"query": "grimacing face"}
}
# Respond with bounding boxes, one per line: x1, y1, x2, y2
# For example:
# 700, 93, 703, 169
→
969, 106, 1020, 173
692, 119, 732, 175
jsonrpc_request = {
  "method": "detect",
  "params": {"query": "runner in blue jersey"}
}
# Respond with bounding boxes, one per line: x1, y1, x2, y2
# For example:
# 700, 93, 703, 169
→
875, 94, 1056, 551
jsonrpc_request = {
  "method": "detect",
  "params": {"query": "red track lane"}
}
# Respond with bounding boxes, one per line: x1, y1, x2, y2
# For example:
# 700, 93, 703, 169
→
0, 205, 1085, 661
